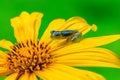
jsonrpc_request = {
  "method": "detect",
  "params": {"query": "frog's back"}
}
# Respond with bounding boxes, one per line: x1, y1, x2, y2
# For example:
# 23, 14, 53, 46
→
61, 30, 77, 37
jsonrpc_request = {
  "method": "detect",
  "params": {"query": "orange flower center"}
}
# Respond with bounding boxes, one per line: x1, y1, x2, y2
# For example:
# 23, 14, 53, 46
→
8, 40, 54, 73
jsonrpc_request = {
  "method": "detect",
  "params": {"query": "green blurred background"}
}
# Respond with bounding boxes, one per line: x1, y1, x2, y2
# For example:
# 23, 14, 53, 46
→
0, 0, 120, 80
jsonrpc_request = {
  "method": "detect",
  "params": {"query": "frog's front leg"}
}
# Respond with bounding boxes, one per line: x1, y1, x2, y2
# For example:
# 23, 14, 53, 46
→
71, 32, 82, 42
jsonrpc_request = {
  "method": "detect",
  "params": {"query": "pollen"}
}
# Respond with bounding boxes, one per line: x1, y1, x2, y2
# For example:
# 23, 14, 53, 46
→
8, 40, 54, 73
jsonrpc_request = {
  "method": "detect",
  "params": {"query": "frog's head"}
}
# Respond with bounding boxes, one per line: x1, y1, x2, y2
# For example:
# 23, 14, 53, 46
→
50, 30, 61, 39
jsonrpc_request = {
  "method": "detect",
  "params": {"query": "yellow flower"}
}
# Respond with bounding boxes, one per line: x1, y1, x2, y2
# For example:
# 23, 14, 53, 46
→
0, 11, 120, 80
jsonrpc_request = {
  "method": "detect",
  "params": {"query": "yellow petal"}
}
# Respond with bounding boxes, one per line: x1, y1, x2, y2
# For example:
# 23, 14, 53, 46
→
19, 72, 29, 80
30, 12, 43, 41
29, 73, 38, 80
56, 60, 120, 68
54, 47, 119, 60
50, 64, 105, 80
36, 64, 105, 80
0, 67, 12, 77
11, 11, 43, 42
0, 51, 9, 70
5, 73, 18, 80
11, 17, 27, 42
0, 40, 13, 50
0, 59, 6, 64
59, 17, 95, 33
78, 34, 120, 49
55, 48, 120, 68
80, 24, 97, 35
19, 12, 34, 41
52, 34, 120, 52
35, 70, 52, 80
0, 50, 8, 59
40, 19, 65, 43
36, 68, 81, 80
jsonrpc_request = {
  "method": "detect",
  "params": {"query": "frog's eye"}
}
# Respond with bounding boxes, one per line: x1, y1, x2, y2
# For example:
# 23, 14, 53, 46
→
51, 30, 55, 34
54, 33, 60, 36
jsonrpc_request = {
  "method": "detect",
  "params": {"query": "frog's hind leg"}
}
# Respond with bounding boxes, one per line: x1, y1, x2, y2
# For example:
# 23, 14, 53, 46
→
66, 35, 73, 43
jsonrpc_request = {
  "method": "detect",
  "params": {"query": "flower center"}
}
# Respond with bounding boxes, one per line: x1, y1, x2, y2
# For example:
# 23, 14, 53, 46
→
8, 40, 53, 73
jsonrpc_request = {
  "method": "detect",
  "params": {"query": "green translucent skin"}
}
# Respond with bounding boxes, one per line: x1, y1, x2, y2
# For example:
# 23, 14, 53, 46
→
0, 0, 120, 80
